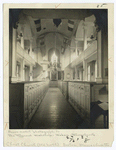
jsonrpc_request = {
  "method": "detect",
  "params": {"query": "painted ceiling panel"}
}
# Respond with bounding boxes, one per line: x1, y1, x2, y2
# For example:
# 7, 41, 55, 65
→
31, 19, 77, 38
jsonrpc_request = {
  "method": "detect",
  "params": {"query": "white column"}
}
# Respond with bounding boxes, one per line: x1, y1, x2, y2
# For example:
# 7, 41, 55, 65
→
20, 26, 24, 49
102, 27, 108, 83
11, 28, 17, 82
96, 30, 102, 83
83, 59, 87, 81
29, 65, 33, 81
83, 25, 88, 50
21, 58, 25, 81
95, 60, 97, 81
75, 66, 77, 80
83, 60, 85, 81
80, 69, 83, 81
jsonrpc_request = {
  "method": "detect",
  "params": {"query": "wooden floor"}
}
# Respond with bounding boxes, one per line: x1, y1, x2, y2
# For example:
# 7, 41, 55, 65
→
28, 88, 89, 129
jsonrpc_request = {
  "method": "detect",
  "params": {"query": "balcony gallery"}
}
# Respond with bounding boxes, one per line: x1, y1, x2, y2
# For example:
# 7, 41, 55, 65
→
9, 9, 108, 129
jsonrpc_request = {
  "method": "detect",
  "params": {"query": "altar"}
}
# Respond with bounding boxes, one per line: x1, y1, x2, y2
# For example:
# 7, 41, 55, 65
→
50, 71, 58, 81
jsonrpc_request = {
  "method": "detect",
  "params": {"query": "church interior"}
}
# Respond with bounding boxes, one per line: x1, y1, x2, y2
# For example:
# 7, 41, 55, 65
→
9, 9, 108, 129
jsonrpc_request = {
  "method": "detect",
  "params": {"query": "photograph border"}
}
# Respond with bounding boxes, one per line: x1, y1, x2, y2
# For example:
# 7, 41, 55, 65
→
3, 3, 114, 147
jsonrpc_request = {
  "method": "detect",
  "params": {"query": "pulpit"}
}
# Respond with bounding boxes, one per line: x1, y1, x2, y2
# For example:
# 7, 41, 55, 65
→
50, 71, 58, 81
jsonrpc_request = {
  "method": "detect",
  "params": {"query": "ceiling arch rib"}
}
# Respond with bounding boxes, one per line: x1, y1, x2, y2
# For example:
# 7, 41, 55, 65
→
48, 47, 60, 52
17, 10, 97, 57
75, 14, 96, 41
19, 11, 84, 41
37, 31, 69, 40
36, 19, 79, 40
32, 19, 78, 40
18, 13, 34, 39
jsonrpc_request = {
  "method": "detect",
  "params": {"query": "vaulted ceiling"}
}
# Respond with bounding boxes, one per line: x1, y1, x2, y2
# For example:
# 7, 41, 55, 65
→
18, 9, 93, 39
33, 19, 78, 39
15, 9, 97, 59
11, 9, 107, 41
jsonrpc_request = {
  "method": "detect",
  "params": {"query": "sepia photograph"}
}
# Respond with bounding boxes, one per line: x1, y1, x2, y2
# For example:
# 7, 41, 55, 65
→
9, 8, 108, 129
3, 3, 114, 147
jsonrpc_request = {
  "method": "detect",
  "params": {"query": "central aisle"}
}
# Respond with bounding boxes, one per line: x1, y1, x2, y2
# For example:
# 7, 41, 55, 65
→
28, 88, 85, 129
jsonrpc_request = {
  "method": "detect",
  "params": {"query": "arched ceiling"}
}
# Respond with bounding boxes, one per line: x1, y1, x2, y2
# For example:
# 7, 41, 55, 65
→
34, 19, 78, 39
16, 9, 97, 55
11, 9, 107, 66
18, 9, 93, 40
11, 9, 107, 39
